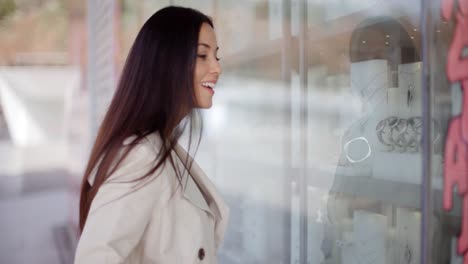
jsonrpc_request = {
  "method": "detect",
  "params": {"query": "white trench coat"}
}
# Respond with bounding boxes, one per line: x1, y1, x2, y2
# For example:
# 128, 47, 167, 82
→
74, 133, 229, 264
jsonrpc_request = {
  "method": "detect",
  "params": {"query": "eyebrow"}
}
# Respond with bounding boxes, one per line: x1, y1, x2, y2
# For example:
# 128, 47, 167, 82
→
198, 43, 219, 50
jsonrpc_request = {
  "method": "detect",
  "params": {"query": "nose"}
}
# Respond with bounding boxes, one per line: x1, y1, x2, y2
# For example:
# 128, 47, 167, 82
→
211, 58, 222, 76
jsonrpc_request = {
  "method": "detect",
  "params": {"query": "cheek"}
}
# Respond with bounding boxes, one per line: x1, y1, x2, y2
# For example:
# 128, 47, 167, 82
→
195, 62, 209, 80
194, 69, 201, 82
193, 75, 204, 99
194, 62, 202, 80
195, 84, 203, 98
193, 67, 201, 93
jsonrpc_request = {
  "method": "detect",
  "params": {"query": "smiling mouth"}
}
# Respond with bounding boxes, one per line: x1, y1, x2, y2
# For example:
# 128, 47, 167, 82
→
201, 82, 216, 94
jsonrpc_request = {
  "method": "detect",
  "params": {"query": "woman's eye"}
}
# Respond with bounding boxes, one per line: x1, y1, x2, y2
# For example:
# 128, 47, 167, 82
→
197, 54, 221, 61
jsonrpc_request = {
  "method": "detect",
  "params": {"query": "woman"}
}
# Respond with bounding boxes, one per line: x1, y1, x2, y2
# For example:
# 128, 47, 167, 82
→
74, 6, 229, 264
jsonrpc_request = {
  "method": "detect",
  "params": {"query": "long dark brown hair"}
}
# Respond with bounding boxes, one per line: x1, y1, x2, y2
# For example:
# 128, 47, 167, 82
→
79, 6, 213, 231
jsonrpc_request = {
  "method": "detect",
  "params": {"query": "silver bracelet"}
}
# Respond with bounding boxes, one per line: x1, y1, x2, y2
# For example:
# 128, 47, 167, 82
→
344, 137, 372, 163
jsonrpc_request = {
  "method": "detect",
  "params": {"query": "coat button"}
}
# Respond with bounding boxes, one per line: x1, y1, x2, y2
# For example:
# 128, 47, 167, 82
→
198, 248, 205, 260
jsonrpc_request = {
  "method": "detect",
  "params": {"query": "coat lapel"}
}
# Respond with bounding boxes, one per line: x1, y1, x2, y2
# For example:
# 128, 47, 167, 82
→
174, 144, 229, 249
144, 133, 229, 246
180, 165, 213, 216
173, 143, 228, 219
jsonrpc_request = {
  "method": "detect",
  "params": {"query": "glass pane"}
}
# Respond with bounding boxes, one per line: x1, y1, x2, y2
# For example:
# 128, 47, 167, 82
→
126, 1, 293, 263
428, 0, 466, 263
187, 1, 292, 262
304, 1, 424, 263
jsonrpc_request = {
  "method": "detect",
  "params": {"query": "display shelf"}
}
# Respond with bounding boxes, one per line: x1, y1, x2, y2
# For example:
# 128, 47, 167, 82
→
327, 174, 462, 217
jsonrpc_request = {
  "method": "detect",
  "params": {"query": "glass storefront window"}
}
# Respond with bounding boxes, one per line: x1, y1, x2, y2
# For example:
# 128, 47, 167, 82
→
112, 1, 464, 263
302, 1, 425, 264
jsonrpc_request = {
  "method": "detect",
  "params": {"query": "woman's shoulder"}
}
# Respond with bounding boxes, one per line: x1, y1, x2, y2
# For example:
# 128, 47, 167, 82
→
105, 132, 173, 183
119, 133, 167, 162
122, 132, 163, 149
88, 132, 177, 188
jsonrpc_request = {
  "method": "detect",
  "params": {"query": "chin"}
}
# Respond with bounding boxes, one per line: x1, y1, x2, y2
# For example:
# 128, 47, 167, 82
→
200, 104, 212, 109
196, 102, 213, 109
204, 99, 214, 108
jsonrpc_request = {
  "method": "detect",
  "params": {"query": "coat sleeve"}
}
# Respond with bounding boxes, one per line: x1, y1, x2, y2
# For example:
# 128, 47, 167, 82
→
74, 143, 172, 264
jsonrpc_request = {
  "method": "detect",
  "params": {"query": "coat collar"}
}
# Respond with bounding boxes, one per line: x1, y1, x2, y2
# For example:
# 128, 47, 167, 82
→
171, 141, 230, 248
144, 133, 229, 221
91, 133, 229, 248
172, 141, 229, 221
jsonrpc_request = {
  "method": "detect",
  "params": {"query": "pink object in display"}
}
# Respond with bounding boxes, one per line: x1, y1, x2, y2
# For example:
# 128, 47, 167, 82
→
448, 14, 468, 142
442, 0, 468, 260
442, 0, 468, 21
444, 118, 468, 209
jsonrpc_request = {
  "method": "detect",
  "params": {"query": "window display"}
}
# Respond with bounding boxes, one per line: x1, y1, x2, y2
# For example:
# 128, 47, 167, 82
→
324, 11, 429, 264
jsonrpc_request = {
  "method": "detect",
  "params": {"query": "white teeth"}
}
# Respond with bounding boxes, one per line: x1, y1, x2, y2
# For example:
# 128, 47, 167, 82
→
201, 82, 216, 89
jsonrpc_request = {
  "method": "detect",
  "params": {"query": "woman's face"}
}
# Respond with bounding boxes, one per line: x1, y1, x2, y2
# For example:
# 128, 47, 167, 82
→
194, 23, 222, 109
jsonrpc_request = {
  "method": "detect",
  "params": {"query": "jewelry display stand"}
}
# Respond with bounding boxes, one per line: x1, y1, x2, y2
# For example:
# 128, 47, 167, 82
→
395, 208, 421, 264
330, 58, 444, 264
353, 211, 387, 264
372, 153, 443, 184
349, 60, 390, 103
325, 20, 454, 258
386, 87, 402, 117
340, 231, 359, 264
370, 61, 443, 184
339, 211, 387, 264
336, 60, 390, 177
336, 59, 443, 184
375, 62, 423, 172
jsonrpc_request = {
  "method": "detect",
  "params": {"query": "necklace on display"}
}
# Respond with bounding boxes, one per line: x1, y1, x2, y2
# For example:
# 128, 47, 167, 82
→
350, 71, 388, 103
407, 84, 414, 107
403, 242, 413, 264
341, 70, 389, 164
375, 116, 423, 153
399, 68, 419, 108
